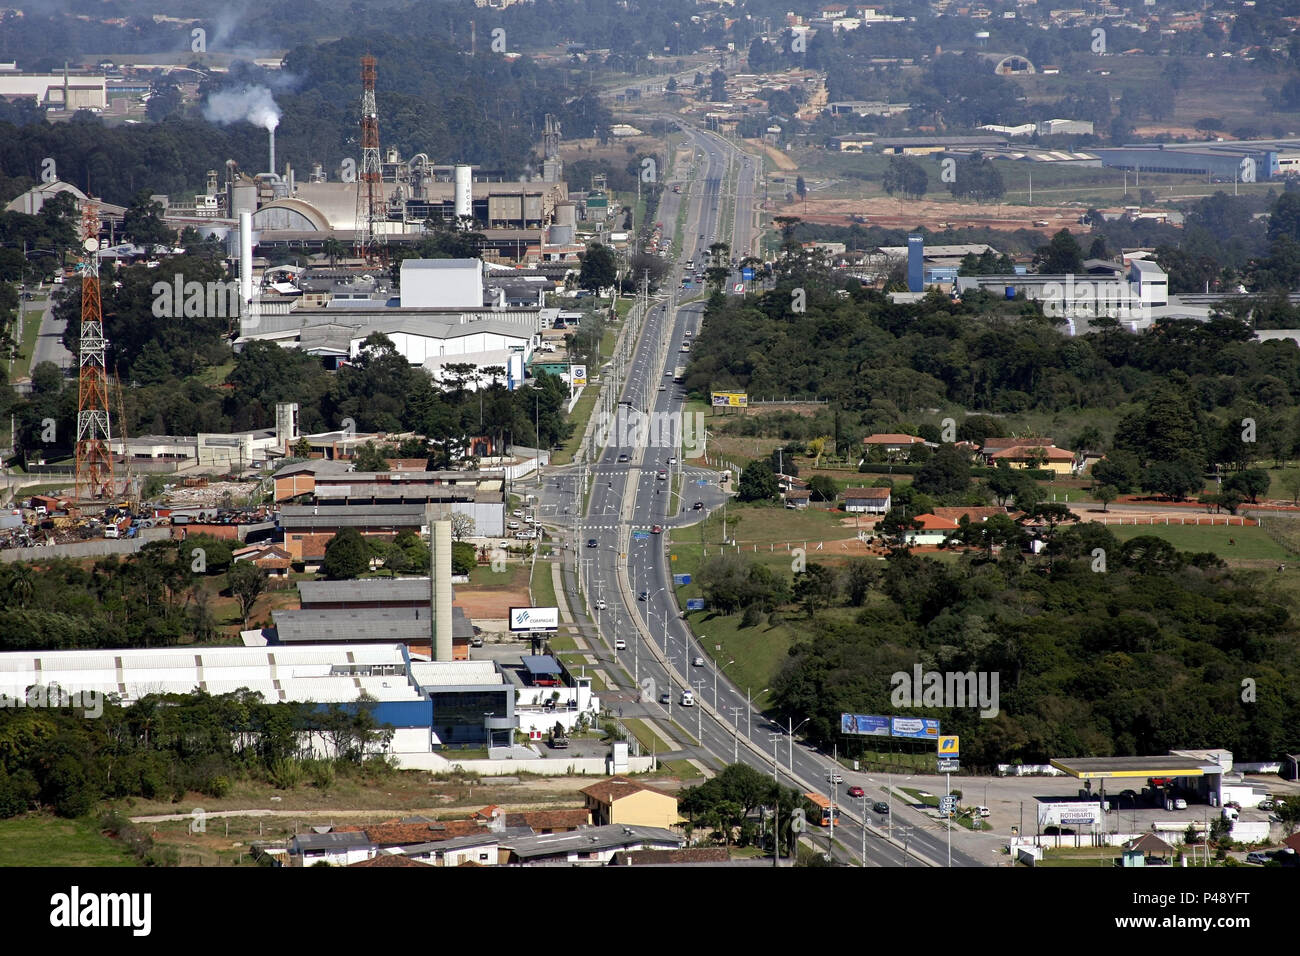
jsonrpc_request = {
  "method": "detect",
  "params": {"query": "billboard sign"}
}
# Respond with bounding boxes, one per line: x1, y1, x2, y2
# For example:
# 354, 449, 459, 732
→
891, 717, 941, 740
937, 758, 960, 773
686, 598, 705, 611
732, 282, 745, 293
570, 364, 587, 386
742, 267, 755, 280
840, 713, 891, 737
509, 606, 559, 632
711, 391, 748, 408
673, 573, 692, 586
1036, 802, 1104, 829
938, 735, 960, 758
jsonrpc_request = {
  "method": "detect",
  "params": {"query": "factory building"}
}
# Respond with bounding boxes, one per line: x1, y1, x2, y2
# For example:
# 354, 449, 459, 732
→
0, 67, 108, 110
1094, 139, 1300, 182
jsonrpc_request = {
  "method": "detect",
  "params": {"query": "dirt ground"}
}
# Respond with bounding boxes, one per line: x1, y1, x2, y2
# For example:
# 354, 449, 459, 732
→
773, 195, 1083, 235
454, 583, 531, 620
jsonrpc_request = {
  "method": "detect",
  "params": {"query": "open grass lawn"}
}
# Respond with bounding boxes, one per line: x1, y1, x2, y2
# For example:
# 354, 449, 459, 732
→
465, 561, 530, 590
530, 558, 557, 609
0, 815, 139, 867
1036, 847, 1123, 868
658, 758, 704, 780
552, 386, 600, 466
1107, 523, 1293, 562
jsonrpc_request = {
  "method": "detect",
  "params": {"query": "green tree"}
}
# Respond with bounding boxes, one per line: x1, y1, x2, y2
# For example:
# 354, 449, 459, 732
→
1095, 484, 1119, 512
737, 460, 778, 502
914, 444, 970, 498
451, 540, 477, 576
321, 528, 370, 579
1035, 229, 1084, 274
351, 440, 391, 472
808, 474, 838, 503
227, 561, 267, 627
578, 242, 617, 291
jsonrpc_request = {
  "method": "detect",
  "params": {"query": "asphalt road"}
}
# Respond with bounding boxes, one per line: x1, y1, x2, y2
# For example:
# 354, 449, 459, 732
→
538, 126, 981, 867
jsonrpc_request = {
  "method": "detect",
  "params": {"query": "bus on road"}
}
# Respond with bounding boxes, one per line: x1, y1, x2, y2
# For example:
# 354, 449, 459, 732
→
805, 793, 840, 827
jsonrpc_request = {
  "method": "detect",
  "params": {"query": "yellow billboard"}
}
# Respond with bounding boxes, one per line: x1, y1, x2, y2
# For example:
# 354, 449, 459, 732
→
711, 391, 748, 408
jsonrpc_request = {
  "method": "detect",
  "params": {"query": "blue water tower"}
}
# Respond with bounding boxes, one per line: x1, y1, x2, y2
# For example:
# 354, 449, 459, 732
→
907, 234, 924, 292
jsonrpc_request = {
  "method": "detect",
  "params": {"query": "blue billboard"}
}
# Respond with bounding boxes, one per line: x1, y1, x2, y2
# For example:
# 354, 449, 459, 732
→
673, 573, 692, 586
685, 598, 705, 611
840, 713, 890, 737
840, 714, 940, 738
741, 267, 755, 280
890, 717, 941, 740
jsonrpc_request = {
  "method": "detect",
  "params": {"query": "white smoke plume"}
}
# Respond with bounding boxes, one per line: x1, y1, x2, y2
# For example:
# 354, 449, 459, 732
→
203, 85, 281, 130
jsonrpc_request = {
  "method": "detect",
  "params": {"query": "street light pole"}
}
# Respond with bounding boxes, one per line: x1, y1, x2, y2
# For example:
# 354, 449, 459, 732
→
693, 679, 704, 741
730, 706, 742, 763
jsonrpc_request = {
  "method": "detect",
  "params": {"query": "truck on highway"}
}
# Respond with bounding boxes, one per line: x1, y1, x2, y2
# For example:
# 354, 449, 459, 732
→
673, 366, 686, 383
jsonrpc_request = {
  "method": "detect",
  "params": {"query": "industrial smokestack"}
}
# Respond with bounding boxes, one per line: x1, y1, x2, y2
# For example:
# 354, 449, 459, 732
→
239, 210, 254, 313
268, 127, 276, 179
427, 509, 454, 661
454, 164, 472, 220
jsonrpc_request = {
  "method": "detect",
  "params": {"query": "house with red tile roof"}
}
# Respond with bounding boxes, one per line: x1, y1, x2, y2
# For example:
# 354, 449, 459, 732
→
580, 777, 679, 829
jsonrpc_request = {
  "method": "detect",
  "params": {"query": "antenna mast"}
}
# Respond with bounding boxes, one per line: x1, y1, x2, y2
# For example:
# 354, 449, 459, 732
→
75, 201, 114, 501
354, 55, 386, 263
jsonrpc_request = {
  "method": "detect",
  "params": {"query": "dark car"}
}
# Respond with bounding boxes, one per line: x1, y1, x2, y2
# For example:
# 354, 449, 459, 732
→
692, 501, 703, 510
587, 538, 598, 548
617, 453, 630, 462
872, 802, 890, 815
847, 785, 865, 798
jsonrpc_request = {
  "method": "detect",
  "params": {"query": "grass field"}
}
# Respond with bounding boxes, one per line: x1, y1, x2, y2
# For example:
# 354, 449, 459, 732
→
530, 557, 557, 609
1107, 522, 1293, 561
0, 816, 139, 867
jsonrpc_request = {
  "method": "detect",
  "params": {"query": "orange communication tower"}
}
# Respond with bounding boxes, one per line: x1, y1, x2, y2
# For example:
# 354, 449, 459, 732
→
74, 201, 114, 501
353, 54, 386, 263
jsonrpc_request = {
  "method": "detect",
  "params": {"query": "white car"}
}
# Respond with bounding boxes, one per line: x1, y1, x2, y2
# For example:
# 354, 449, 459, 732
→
514, 530, 536, 539
668, 457, 677, 465
693, 656, 705, 667
511, 509, 523, 517
1174, 798, 1188, 810
614, 638, 626, 650
975, 806, 991, 818
595, 599, 607, 611
826, 771, 844, 784
507, 520, 520, 530
680, 691, 695, 707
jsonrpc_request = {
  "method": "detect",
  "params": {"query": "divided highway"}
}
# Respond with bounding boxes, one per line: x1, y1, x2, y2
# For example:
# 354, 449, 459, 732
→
543, 126, 980, 866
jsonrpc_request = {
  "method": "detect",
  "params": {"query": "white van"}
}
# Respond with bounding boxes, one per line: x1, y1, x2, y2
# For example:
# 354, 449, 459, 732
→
680, 690, 695, 707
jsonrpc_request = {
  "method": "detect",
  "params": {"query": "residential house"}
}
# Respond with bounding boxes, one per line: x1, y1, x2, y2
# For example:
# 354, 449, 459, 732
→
841, 487, 892, 514
347, 854, 431, 868
290, 831, 376, 867
579, 777, 679, 830
475, 806, 591, 833
784, 489, 812, 510
500, 824, 684, 865
988, 443, 1076, 476
902, 513, 960, 547
231, 543, 293, 578
862, 433, 927, 461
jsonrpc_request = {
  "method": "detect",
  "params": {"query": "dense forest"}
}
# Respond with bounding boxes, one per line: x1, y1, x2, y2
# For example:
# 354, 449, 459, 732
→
0, 687, 395, 820
0, 31, 611, 207
762, 531, 1300, 766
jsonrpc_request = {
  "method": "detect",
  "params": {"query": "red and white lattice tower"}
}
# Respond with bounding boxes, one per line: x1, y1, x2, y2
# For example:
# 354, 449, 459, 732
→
74, 202, 114, 500
353, 55, 386, 262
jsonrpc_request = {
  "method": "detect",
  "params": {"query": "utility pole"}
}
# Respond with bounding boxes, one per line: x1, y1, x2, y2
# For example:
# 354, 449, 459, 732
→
729, 706, 742, 763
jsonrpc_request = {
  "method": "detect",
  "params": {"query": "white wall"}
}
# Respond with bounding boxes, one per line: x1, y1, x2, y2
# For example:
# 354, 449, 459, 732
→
400, 261, 483, 308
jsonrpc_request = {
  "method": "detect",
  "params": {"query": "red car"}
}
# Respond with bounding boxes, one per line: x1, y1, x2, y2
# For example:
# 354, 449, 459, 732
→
847, 785, 865, 798
651, 525, 663, 534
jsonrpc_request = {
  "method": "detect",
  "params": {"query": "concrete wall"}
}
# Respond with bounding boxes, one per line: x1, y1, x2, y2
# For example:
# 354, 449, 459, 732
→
0, 527, 172, 563
390, 752, 656, 775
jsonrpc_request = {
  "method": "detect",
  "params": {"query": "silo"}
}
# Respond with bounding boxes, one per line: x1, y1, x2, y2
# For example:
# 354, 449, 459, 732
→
454, 164, 473, 219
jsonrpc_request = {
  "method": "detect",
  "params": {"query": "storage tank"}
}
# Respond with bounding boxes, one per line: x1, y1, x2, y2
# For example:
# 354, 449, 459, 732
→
555, 201, 577, 227
548, 223, 575, 245
454, 164, 472, 218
